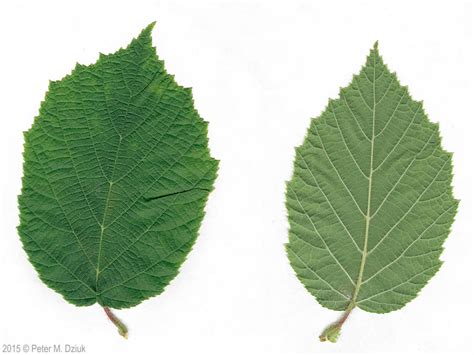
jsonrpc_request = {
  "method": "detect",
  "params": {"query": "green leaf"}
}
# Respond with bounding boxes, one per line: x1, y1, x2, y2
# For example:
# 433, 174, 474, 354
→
286, 43, 458, 342
18, 23, 218, 337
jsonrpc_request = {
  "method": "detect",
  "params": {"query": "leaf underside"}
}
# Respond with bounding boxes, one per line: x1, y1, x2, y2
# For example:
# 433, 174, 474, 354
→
18, 23, 218, 309
286, 44, 457, 314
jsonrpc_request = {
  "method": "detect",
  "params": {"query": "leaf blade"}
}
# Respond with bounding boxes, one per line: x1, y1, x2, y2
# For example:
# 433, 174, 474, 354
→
18, 23, 218, 312
286, 44, 458, 338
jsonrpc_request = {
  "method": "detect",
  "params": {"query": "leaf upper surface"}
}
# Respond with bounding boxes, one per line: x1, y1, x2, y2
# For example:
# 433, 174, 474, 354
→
18, 23, 218, 309
286, 44, 457, 315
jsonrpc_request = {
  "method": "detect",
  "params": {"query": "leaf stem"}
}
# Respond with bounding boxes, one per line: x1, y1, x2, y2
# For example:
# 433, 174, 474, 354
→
319, 302, 355, 342
103, 306, 128, 339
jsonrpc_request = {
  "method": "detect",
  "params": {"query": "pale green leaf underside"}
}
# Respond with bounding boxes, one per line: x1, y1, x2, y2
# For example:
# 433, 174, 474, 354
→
18, 24, 218, 309
286, 44, 457, 314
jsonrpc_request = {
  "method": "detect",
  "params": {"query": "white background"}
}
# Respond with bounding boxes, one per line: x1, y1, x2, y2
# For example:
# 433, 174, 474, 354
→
0, 0, 472, 354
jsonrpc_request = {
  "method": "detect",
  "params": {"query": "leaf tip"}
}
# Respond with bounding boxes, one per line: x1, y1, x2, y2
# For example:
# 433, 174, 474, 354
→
370, 41, 380, 59
134, 21, 157, 46
142, 21, 157, 36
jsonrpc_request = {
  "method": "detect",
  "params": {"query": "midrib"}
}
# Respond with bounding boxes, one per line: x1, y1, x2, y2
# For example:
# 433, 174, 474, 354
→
95, 181, 113, 287
95, 136, 122, 291
349, 57, 377, 308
